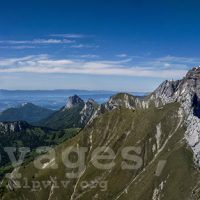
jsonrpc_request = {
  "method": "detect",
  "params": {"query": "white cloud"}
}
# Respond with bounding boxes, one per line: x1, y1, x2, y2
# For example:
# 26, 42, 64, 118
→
98, 58, 132, 65
70, 44, 99, 48
31, 39, 74, 44
116, 54, 128, 58
0, 45, 36, 49
0, 54, 192, 79
50, 34, 90, 38
0, 39, 74, 45
157, 55, 200, 64
80, 54, 99, 58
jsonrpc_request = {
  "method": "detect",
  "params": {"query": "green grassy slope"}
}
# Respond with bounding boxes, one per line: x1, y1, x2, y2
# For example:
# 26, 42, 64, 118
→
2, 102, 199, 200
39, 104, 84, 130
0, 123, 79, 180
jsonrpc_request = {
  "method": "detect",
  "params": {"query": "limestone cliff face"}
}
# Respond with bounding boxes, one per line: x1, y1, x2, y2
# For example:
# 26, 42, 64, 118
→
152, 67, 200, 105
80, 99, 98, 125
64, 95, 85, 110
88, 67, 200, 166
151, 67, 200, 165
0, 121, 31, 134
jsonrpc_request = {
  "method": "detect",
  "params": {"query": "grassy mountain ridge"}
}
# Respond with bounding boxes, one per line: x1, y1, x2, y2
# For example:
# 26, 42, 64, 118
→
39, 104, 85, 130
2, 102, 199, 199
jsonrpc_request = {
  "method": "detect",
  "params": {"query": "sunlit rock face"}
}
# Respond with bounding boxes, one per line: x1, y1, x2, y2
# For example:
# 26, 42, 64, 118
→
91, 67, 200, 166
186, 67, 200, 79
64, 95, 85, 110
80, 98, 97, 125
151, 67, 200, 166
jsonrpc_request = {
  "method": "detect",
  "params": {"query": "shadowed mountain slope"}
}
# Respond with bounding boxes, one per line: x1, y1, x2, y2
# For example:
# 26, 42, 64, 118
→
40, 95, 98, 130
0, 103, 54, 123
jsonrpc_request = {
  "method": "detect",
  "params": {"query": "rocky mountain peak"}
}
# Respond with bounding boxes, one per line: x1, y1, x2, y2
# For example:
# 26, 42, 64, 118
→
148, 67, 200, 166
82, 98, 97, 112
105, 93, 138, 110
80, 98, 98, 125
86, 98, 96, 104
186, 66, 200, 79
87, 67, 200, 167
152, 67, 200, 106
64, 95, 84, 109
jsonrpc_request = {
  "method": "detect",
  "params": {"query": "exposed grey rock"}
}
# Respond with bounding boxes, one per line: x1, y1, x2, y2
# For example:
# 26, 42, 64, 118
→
0, 121, 31, 134
186, 66, 200, 79
151, 67, 200, 166
80, 99, 98, 125
88, 67, 200, 166
104, 93, 145, 111
64, 95, 84, 110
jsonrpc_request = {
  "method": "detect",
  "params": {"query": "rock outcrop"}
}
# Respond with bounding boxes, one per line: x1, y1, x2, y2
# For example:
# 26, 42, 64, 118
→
80, 98, 98, 125
0, 121, 31, 134
150, 67, 200, 165
89, 67, 200, 166
64, 95, 85, 110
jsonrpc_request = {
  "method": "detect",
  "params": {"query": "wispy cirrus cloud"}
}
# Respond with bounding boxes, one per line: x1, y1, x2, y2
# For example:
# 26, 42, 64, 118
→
0, 45, 36, 49
0, 54, 194, 79
70, 44, 99, 49
0, 38, 74, 45
80, 54, 100, 58
116, 54, 128, 58
0, 38, 75, 50
50, 33, 91, 39
0, 36, 99, 50
158, 55, 200, 64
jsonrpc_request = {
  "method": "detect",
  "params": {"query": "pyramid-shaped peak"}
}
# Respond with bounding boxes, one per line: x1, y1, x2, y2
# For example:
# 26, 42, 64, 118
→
65, 95, 84, 109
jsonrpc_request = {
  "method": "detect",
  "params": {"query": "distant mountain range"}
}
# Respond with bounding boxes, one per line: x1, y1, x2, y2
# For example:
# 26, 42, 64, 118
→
0, 95, 98, 129
0, 89, 146, 112
0, 103, 54, 123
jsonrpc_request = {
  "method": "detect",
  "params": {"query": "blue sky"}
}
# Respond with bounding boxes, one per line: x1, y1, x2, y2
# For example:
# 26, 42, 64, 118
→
0, 0, 200, 92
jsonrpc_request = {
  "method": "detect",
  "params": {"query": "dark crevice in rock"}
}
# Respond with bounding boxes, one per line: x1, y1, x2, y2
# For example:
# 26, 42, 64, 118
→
192, 93, 200, 118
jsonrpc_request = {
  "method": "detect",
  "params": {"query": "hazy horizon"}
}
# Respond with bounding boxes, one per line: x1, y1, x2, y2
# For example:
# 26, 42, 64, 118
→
0, 89, 146, 112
